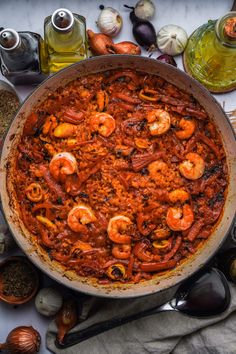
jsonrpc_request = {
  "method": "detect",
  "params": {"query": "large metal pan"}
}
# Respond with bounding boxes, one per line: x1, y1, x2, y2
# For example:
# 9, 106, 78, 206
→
0, 55, 235, 298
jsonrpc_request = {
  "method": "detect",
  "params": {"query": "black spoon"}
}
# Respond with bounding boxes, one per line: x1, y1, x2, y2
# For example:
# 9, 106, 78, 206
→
56, 268, 231, 349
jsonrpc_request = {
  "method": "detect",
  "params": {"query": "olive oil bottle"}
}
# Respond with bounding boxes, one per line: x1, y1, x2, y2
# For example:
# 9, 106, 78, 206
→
43, 8, 87, 74
0, 28, 46, 85
183, 12, 236, 93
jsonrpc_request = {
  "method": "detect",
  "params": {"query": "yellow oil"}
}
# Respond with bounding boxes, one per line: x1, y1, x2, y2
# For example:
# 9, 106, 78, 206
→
184, 19, 236, 92
43, 14, 87, 74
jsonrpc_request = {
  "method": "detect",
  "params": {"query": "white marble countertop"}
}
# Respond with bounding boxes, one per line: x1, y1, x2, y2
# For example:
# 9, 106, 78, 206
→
0, 1, 235, 353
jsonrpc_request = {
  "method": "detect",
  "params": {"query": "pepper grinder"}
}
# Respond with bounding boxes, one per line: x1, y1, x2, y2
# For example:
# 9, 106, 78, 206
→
43, 8, 87, 74
0, 28, 46, 85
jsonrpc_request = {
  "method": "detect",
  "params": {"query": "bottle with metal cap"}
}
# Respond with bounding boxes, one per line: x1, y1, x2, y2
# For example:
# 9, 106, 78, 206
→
0, 28, 46, 85
43, 8, 87, 73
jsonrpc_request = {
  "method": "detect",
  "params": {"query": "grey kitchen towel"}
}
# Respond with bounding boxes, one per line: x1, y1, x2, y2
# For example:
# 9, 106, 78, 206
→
46, 282, 236, 354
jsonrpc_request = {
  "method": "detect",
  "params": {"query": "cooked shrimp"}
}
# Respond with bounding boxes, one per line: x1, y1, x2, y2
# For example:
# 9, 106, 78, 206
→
90, 112, 116, 137
148, 159, 168, 177
166, 204, 194, 231
96, 90, 109, 112
179, 152, 205, 180
49, 152, 77, 181
112, 244, 131, 259
107, 215, 132, 244
67, 204, 97, 233
54, 123, 78, 138
175, 118, 195, 140
146, 109, 171, 136
169, 189, 189, 203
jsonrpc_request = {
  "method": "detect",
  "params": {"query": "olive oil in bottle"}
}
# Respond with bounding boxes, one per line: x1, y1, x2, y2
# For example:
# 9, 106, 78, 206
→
217, 247, 236, 284
183, 12, 236, 93
43, 8, 87, 74
0, 28, 46, 85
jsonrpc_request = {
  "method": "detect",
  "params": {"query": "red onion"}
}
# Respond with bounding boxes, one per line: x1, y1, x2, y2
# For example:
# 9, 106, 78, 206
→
156, 54, 177, 67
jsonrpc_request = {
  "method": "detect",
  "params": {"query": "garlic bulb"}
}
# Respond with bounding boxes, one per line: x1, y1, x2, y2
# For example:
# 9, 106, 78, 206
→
97, 7, 123, 37
35, 287, 63, 317
157, 25, 188, 56
134, 0, 155, 20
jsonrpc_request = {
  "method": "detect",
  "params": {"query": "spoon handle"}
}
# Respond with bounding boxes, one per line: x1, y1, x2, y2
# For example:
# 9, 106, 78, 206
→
232, 0, 236, 10
55, 303, 172, 348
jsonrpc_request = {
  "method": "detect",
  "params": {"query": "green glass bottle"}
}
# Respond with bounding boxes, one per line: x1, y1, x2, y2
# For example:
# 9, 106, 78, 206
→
43, 8, 87, 74
183, 12, 236, 93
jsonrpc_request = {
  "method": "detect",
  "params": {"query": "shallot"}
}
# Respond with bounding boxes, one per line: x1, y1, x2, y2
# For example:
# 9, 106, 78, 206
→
107, 41, 141, 55
87, 29, 113, 55
56, 299, 78, 344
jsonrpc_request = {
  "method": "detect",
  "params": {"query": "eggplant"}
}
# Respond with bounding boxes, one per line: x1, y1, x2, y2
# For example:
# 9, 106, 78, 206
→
124, 5, 157, 51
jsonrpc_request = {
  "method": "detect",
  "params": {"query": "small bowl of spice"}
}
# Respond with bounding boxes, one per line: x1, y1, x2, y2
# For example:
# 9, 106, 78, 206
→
0, 256, 39, 305
0, 80, 20, 142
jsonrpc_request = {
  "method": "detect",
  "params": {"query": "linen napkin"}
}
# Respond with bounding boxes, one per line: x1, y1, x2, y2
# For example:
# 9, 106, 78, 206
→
46, 282, 236, 354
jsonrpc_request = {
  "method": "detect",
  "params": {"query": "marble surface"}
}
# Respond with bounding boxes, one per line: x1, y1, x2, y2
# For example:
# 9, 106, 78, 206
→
0, 1, 235, 353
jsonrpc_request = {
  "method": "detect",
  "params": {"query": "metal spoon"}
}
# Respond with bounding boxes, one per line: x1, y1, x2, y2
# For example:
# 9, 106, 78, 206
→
56, 268, 231, 348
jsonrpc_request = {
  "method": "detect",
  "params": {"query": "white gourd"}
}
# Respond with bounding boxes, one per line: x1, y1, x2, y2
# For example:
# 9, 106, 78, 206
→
157, 25, 188, 56
35, 287, 63, 317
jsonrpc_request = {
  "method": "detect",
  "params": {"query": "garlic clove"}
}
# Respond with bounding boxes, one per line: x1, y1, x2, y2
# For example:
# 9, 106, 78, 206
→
134, 0, 156, 20
97, 7, 123, 37
157, 24, 188, 56
35, 287, 63, 317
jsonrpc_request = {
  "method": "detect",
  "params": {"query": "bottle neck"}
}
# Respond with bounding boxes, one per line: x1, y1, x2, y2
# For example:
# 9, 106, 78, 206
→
51, 8, 74, 33
0, 28, 21, 51
215, 11, 236, 48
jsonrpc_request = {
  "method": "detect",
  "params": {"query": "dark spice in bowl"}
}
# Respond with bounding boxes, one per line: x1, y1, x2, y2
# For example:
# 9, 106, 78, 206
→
0, 256, 39, 304
0, 89, 20, 139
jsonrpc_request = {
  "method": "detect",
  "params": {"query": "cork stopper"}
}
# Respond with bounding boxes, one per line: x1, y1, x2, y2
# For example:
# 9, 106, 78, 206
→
51, 8, 74, 32
0, 28, 20, 51
224, 17, 236, 39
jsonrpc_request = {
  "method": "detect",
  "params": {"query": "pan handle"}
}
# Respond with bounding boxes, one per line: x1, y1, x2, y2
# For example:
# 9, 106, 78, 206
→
231, 0, 236, 10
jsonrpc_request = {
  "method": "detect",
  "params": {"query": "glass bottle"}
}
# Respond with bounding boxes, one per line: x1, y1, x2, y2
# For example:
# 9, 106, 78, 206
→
0, 28, 46, 85
43, 8, 87, 74
183, 12, 236, 93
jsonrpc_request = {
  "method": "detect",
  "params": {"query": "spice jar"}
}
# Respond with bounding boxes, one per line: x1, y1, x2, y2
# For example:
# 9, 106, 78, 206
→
0, 80, 20, 141
43, 8, 88, 74
183, 12, 236, 93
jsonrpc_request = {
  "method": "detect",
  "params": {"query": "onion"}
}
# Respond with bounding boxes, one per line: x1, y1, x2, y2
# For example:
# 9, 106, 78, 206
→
87, 29, 113, 55
134, 0, 155, 20
0, 326, 41, 354
107, 41, 141, 55
156, 54, 177, 67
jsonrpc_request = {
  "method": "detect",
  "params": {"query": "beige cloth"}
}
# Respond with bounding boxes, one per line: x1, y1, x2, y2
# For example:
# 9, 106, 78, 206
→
46, 283, 236, 354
